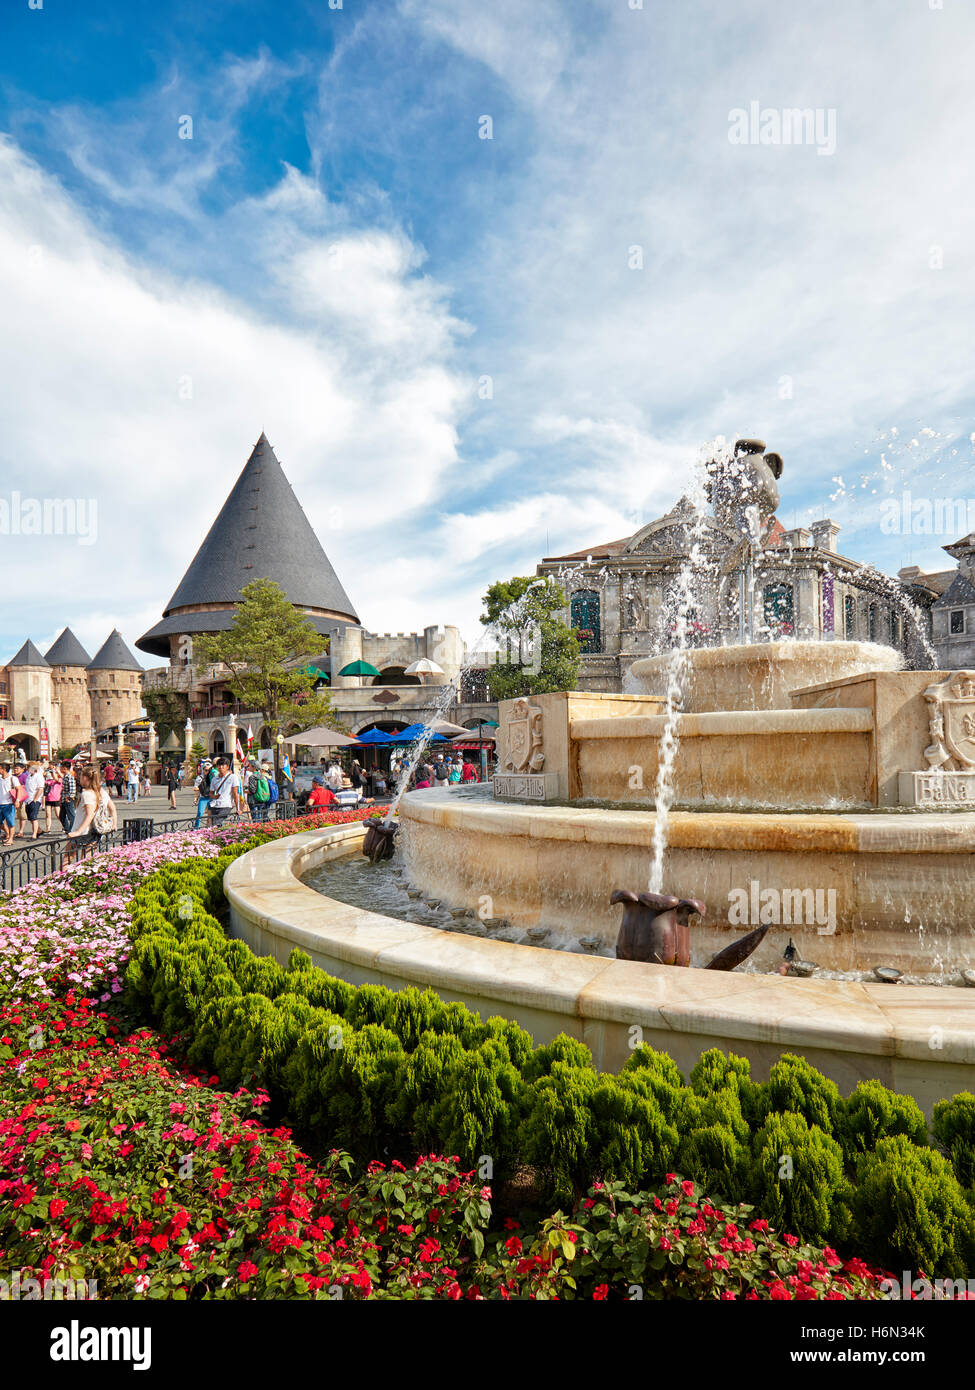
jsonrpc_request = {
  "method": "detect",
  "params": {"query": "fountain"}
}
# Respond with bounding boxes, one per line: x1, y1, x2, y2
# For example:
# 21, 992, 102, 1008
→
224, 437, 975, 1114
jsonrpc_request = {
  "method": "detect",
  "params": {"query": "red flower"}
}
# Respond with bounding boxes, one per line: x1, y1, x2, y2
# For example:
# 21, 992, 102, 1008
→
783, 1233, 799, 1248
681, 1180, 695, 1198
505, 1236, 523, 1257
768, 1280, 791, 1300
237, 1261, 259, 1282
593, 1285, 609, 1300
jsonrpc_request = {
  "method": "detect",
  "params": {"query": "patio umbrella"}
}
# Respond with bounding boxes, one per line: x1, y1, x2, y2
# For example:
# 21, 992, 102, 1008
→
337, 660, 382, 678
355, 729, 398, 744
425, 718, 472, 736
390, 723, 447, 743
404, 658, 445, 677
281, 727, 358, 747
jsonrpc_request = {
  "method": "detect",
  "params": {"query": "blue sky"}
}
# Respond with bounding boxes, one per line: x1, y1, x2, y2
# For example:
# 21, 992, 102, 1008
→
1, 0, 974, 665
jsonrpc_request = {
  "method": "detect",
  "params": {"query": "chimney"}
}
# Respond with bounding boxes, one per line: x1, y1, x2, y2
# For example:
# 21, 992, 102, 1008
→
811, 519, 840, 554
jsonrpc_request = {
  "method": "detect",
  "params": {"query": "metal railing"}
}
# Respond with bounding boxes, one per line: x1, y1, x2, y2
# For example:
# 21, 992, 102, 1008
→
0, 799, 319, 894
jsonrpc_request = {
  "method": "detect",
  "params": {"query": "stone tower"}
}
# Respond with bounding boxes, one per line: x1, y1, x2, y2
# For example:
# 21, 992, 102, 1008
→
86, 630, 143, 733
7, 640, 59, 753
45, 627, 92, 752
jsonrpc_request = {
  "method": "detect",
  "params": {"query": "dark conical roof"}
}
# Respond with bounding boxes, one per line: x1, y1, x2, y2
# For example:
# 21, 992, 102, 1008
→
45, 627, 92, 667
8, 640, 49, 668
87, 629, 142, 672
136, 434, 358, 657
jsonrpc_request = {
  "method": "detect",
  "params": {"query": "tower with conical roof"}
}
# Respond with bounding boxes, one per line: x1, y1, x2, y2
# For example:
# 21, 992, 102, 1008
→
136, 433, 359, 660
6, 640, 57, 748
86, 629, 143, 734
46, 627, 92, 751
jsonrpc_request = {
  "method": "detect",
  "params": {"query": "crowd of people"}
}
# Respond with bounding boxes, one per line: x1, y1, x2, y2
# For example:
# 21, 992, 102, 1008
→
0, 742, 488, 857
0, 758, 117, 856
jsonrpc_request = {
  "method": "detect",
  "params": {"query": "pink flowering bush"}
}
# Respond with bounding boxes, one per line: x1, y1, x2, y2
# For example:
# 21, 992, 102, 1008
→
0, 809, 377, 1010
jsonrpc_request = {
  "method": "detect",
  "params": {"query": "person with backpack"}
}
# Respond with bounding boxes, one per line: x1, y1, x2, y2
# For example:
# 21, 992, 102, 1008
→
59, 761, 78, 836
43, 766, 62, 835
247, 764, 272, 821
67, 767, 117, 861
208, 756, 238, 823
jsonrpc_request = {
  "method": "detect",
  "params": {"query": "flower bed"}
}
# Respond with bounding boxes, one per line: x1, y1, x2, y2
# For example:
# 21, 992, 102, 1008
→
0, 998, 886, 1300
0, 809, 376, 1009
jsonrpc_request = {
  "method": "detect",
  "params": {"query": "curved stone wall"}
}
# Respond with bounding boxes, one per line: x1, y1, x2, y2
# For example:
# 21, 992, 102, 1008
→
399, 787, 975, 973
224, 821, 975, 1117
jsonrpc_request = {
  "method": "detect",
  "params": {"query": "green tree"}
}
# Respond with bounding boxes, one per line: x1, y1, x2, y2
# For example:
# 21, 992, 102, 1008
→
192, 579, 344, 782
479, 576, 581, 698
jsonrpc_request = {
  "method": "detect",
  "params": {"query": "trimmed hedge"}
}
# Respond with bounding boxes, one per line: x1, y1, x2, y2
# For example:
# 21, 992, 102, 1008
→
124, 844, 975, 1278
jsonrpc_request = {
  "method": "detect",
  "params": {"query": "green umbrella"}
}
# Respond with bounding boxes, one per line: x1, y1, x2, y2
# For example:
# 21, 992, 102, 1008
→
299, 664, 330, 682
338, 660, 382, 677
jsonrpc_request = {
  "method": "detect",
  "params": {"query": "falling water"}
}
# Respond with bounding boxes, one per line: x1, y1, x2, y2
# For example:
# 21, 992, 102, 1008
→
647, 444, 725, 892
857, 563, 939, 669
383, 674, 473, 826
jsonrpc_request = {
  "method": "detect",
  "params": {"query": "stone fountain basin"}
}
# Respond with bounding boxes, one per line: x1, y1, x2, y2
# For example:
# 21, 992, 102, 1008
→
223, 819, 975, 1117
630, 640, 903, 713
398, 786, 975, 976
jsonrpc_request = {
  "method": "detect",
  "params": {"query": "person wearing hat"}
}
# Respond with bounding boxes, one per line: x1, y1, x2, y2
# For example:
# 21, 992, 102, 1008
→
208, 756, 238, 822
306, 776, 337, 810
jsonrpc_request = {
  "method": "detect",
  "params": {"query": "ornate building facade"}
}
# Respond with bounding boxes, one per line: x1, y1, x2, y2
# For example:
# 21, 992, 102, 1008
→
536, 441, 923, 693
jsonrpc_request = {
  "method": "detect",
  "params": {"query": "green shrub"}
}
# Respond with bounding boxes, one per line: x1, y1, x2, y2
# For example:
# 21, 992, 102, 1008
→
750, 1111, 851, 1246
853, 1135, 975, 1279
932, 1092, 975, 1191
116, 839, 975, 1274
838, 1081, 928, 1166
755, 1053, 840, 1135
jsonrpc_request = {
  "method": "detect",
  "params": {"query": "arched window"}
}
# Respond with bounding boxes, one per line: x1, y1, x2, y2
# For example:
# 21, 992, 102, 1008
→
570, 590, 602, 653
844, 595, 855, 640
868, 604, 878, 641
763, 584, 794, 636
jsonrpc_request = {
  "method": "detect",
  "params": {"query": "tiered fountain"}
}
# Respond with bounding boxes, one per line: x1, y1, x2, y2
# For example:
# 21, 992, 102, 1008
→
225, 440, 975, 1113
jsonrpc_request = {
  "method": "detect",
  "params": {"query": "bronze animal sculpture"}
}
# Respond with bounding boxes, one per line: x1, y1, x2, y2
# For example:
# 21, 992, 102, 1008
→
611, 890, 770, 971
362, 820, 397, 862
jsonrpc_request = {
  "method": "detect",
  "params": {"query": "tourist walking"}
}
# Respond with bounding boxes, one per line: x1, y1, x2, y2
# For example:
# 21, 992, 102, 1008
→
194, 760, 213, 829
66, 766, 117, 861
164, 762, 179, 810
104, 762, 116, 798
433, 754, 449, 787
326, 761, 344, 793
208, 756, 238, 823
141, 763, 151, 797
43, 766, 62, 835
126, 761, 139, 802
59, 761, 77, 836
448, 757, 462, 785
24, 762, 45, 840
0, 766, 15, 846
461, 758, 479, 784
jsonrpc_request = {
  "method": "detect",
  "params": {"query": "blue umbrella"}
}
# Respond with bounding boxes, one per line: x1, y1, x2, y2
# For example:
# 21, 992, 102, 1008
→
355, 729, 398, 744
392, 723, 446, 742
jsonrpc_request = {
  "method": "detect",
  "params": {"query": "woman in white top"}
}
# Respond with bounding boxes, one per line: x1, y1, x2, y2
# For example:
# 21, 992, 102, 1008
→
66, 767, 118, 862
0, 768, 15, 846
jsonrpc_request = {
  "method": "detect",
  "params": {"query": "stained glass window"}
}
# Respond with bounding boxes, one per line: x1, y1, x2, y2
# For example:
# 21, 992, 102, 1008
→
763, 584, 794, 636
570, 590, 602, 653
844, 595, 855, 639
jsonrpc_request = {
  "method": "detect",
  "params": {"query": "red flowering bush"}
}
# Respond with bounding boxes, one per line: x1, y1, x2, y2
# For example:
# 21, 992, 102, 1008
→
482, 1176, 888, 1301
0, 999, 899, 1301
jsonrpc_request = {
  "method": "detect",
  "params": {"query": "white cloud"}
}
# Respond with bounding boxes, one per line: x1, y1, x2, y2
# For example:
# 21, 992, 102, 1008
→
0, 137, 469, 661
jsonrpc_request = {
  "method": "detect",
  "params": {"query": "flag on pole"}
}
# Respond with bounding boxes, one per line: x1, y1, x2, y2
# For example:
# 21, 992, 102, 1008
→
235, 737, 245, 764
282, 753, 292, 781
246, 725, 254, 749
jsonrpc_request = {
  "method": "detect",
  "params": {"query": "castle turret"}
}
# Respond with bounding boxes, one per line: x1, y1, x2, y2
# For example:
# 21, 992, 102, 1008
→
45, 627, 92, 752
7, 640, 53, 726
86, 630, 143, 733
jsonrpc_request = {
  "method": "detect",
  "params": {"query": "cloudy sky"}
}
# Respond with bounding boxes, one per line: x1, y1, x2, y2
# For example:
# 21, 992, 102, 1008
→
1, 0, 974, 666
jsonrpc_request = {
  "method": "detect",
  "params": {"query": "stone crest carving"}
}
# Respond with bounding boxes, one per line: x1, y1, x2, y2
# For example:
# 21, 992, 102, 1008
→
500, 698, 545, 774
922, 671, 975, 771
